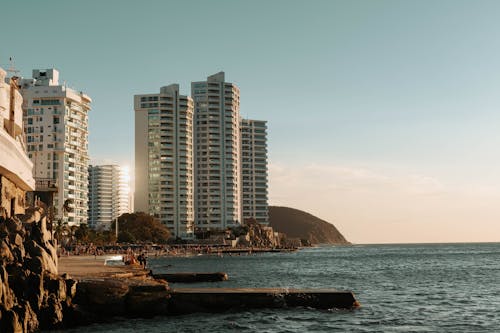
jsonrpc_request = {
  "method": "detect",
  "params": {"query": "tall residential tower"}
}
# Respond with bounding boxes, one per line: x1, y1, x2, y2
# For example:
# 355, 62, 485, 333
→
88, 164, 130, 230
191, 72, 241, 230
20, 69, 91, 225
134, 84, 195, 238
240, 119, 269, 224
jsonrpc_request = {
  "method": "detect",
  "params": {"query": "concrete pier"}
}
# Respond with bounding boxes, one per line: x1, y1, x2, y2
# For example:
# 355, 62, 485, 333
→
168, 288, 359, 314
153, 272, 228, 283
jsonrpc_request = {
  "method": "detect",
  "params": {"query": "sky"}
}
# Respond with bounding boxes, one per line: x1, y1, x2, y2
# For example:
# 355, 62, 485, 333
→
3, 0, 500, 243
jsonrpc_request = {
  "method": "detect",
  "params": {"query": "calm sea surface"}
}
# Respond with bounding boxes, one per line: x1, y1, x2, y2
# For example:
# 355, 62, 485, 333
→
56, 243, 500, 332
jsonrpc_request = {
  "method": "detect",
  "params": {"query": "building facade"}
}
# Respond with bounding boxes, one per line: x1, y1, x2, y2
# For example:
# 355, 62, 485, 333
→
88, 164, 130, 230
0, 67, 35, 217
134, 84, 195, 238
191, 72, 242, 230
20, 69, 91, 225
240, 119, 269, 224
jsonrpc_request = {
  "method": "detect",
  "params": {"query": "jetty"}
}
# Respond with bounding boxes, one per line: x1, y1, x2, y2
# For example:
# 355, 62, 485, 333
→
153, 272, 228, 283
169, 288, 359, 314
74, 276, 359, 319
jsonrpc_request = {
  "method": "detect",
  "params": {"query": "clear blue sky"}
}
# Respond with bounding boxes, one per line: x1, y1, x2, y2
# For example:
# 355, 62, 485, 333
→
4, 0, 500, 243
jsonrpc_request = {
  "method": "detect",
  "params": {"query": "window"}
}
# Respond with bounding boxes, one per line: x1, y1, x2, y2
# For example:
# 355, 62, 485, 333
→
41, 99, 60, 105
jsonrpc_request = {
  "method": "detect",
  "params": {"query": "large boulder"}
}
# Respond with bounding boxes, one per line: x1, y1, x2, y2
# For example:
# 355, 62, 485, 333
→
24, 240, 57, 275
14, 301, 39, 333
0, 266, 15, 309
75, 279, 130, 316
1, 240, 14, 262
24, 272, 44, 311
44, 272, 67, 302
125, 281, 170, 317
39, 294, 64, 329
0, 307, 23, 333
5, 218, 22, 234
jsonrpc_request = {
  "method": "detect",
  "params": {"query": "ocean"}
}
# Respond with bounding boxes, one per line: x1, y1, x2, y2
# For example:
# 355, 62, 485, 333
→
56, 243, 500, 332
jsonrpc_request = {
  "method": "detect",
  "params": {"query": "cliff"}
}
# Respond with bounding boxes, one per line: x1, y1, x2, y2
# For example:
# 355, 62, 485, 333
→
268, 206, 350, 245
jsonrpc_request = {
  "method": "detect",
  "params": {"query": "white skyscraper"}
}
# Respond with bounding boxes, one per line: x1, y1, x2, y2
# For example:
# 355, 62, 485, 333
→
191, 72, 242, 230
88, 164, 130, 230
20, 69, 91, 225
240, 119, 269, 224
134, 84, 195, 238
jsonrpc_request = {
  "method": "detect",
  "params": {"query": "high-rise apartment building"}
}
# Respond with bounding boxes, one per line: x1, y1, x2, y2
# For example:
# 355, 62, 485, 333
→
88, 164, 130, 230
20, 69, 91, 225
191, 72, 241, 230
134, 84, 195, 238
240, 119, 269, 224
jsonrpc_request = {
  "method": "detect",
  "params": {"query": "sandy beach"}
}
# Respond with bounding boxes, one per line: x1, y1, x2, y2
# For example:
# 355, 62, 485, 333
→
58, 255, 146, 279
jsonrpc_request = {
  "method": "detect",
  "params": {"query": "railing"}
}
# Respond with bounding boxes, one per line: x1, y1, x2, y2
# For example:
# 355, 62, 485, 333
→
35, 178, 58, 191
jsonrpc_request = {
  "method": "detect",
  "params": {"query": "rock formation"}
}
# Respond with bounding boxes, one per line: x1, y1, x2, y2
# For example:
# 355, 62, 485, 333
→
0, 208, 77, 332
0, 204, 173, 331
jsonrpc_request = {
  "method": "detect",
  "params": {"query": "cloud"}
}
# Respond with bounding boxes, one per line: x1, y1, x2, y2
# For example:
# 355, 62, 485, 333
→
269, 162, 446, 199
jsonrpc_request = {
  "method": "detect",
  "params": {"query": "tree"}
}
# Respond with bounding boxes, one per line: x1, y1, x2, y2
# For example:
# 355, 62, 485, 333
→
74, 223, 90, 243
117, 230, 136, 243
53, 219, 69, 245
68, 225, 79, 245
112, 212, 171, 244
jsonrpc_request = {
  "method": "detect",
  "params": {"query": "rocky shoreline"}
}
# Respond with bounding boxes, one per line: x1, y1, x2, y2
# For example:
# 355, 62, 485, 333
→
0, 208, 174, 332
0, 209, 78, 331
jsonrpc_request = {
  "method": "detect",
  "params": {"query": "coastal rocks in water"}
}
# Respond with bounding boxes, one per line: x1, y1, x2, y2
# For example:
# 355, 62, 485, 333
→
0, 209, 78, 332
126, 281, 170, 317
75, 277, 170, 319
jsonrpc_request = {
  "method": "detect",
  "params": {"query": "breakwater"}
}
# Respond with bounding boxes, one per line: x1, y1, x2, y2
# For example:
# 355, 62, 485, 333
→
152, 272, 228, 282
72, 278, 358, 321
168, 288, 359, 314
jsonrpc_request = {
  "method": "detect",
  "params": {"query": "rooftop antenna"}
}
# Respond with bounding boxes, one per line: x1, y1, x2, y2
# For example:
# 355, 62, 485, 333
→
6, 57, 20, 77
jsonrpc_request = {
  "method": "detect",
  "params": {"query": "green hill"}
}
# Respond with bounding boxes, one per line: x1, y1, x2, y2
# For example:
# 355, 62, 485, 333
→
269, 206, 350, 245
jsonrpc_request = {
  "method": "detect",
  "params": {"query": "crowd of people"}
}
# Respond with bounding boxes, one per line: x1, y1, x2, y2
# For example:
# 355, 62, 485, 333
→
57, 243, 286, 270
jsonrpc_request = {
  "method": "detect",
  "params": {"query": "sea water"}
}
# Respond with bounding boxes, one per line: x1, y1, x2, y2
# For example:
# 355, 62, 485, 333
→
55, 243, 500, 332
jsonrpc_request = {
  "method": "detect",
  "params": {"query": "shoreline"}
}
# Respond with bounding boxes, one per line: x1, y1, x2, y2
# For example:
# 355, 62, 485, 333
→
57, 246, 300, 278
58, 255, 146, 279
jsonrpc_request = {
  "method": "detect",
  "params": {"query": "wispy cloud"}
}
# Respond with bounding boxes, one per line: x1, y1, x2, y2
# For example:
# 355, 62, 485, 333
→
270, 163, 446, 199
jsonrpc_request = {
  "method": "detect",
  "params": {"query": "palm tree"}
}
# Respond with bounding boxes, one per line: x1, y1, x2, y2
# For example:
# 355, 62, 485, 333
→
53, 219, 69, 246
68, 225, 79, 246
74, 223, 90, 243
